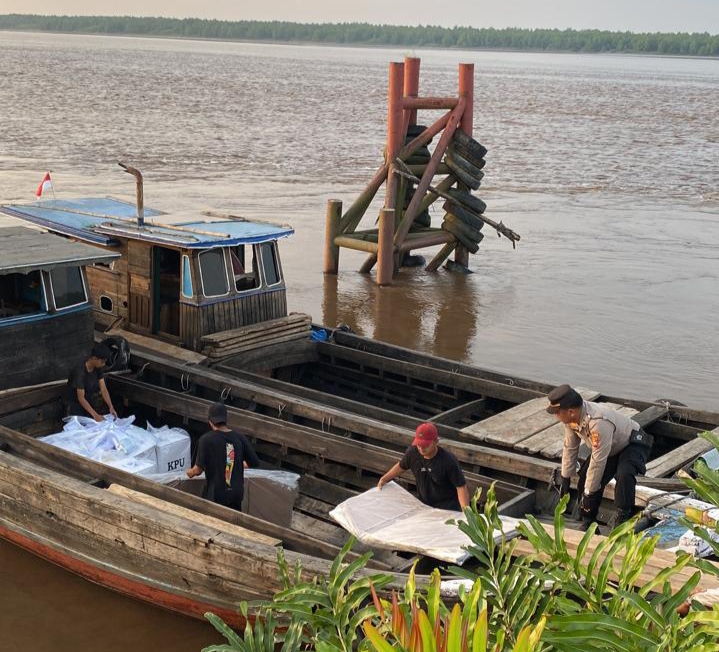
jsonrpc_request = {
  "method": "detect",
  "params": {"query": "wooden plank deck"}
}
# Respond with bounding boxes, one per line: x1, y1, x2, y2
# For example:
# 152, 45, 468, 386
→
518, 404, 638, 459
461, 388, 600, 445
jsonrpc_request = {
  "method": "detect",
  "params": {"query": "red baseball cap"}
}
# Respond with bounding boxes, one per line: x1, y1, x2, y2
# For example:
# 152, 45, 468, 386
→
413, 422, 438, 446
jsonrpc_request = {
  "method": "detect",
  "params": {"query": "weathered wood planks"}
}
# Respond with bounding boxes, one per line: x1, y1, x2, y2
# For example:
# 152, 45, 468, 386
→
461, 388, 600, 445
645, 427, 718, 478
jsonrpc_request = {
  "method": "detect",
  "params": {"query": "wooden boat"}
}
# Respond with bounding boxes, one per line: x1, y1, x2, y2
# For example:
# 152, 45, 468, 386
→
2, 189, 717, 497
3, 184, 719, 622
0, 226, 118, 390
2, 373, 719, 627
0, 377, 532, 626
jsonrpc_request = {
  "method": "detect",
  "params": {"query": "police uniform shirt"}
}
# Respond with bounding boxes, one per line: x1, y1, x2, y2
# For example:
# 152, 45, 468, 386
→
399, 446, 467, 510
560, 401, 640, 494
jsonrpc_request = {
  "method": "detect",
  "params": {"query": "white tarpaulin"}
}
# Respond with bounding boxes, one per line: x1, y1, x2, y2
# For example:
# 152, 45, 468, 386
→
329, 481, 523, 564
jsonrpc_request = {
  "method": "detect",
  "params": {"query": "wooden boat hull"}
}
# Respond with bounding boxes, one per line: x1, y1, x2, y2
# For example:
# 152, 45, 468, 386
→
0, 522, 245, 627
0, 446, 333, 627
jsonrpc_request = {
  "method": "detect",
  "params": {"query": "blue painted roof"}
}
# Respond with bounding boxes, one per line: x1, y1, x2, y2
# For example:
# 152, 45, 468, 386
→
0, 198, 294, 248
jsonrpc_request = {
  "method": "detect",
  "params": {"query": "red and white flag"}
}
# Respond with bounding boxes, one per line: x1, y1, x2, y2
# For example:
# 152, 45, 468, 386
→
35, 172, 53, 198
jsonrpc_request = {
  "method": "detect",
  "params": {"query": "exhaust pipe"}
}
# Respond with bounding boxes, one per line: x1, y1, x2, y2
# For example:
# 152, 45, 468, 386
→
118, 161, 144, 227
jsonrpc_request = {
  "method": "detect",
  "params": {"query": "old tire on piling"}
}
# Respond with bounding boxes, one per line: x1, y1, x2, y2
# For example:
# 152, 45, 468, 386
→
452, 130, 488, 161
100, 336, 131, 372
446, 148, 486, 181
445, 188, 487, 215
406, 124, 432, 143
445, 150, 484, 190
441, 216, 482, 253
442, 201, 485, 231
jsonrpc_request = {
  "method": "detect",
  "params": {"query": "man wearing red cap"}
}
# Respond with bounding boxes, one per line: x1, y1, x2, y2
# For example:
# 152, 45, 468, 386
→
377, 422, 469, 511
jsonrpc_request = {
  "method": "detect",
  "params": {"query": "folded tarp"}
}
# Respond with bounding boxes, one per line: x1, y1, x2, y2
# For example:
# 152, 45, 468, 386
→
329, 481, 523, 564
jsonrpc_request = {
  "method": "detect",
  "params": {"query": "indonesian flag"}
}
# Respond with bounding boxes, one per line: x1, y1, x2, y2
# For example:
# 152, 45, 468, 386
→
36, 172, 53, 198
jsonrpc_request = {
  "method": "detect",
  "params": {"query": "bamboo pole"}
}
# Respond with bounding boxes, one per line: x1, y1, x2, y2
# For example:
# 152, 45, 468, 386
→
418, 175, 455, 214
426, 242, 458, 272
323, 199, 343, 275
393, 97, 466, 249
377, 208, 395, 286
340, 111, 453, 236
455, 63, 474, 268
402, 97, 459, 110
334, 236, 380, 254
397, 231, 454, 252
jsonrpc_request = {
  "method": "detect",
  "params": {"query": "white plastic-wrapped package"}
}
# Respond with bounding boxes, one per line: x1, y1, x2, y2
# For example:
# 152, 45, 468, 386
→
104, 456, 158, 476
40, 415, 159, 475
147, 423, 191, 474
329, 481, 523, 564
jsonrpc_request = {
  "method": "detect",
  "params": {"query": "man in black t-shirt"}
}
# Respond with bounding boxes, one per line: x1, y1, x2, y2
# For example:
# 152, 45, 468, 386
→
65, 344, 117, 421
377, 422, 469, 511
186, 402, 260, 511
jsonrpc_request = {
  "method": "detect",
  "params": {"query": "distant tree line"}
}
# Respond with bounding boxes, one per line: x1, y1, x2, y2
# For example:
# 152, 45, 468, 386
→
1, 14, 718, 57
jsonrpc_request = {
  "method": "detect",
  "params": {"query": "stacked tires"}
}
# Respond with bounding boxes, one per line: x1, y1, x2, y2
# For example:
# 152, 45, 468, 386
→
441, 131, 488, 253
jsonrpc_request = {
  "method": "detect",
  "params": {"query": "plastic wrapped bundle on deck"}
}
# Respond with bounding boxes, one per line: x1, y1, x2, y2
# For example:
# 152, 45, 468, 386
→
330, 481, 523, 564
242, 469, 300, 528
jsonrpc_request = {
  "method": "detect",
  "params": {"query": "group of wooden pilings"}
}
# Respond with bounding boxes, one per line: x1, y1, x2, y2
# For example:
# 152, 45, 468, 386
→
323, 57, 481, 286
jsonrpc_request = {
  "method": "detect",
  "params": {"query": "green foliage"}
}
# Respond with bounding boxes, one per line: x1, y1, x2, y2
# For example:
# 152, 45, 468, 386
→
1, 14, 718, 56
203, 486, 719, 652
681, 430, 719, 571
203, 538, 393, 652
364, 568, 545, 652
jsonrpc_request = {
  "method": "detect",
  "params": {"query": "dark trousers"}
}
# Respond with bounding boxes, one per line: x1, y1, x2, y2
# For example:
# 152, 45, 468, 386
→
576, 437, 651, 519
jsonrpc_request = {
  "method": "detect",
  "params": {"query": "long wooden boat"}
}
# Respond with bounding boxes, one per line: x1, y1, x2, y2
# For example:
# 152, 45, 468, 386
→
0, 377, 532, 626
3, 184, 719, 622
2, 374, 719, 627
3, 189, 717, 499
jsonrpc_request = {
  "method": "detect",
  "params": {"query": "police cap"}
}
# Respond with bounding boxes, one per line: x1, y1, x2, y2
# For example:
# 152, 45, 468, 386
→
546, 384, 583, 414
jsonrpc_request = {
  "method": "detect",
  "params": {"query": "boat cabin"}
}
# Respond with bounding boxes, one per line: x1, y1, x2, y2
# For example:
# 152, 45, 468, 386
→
1, 198, 294, 351
0, 226, 119, 389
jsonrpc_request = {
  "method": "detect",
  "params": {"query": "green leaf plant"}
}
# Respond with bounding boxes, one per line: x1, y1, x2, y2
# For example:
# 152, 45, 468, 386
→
203, 486, 719, 652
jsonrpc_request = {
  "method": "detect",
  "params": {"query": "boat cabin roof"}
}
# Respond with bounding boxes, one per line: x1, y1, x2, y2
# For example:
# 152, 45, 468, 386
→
0, 226, 119, 275
1, 198, 294, 249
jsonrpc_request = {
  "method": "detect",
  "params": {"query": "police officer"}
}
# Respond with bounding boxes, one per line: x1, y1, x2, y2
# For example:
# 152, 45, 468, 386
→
547, 384, 653, 528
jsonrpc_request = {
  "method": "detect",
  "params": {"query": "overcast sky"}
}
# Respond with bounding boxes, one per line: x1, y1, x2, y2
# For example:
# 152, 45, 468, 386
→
2, 0, 718, 34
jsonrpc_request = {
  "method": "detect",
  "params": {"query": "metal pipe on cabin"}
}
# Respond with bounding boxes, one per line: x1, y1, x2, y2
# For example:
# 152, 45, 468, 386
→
323, 199, 342, 275
455, 63, 475, 268
377, 209, 395, 286
118, 161, 144, 227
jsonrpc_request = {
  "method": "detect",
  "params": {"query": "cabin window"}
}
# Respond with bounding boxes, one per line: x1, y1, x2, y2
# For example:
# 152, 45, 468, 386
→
0, 271, 46, 319
230, 245, 260, 292
259, 242, 282, 286
49, 265, 88, 310
198, 249, 229, 298
181, 255, 193, 298
99, 295, 113, 312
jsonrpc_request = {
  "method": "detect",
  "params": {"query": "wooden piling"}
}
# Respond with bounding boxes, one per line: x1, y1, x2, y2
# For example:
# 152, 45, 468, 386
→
385, 62, 405, 211
455, 63, 475, 268
403, 57, 420, 130
323, 199, 343, 275
377, 208, 395, 286
393, 97, 465, 248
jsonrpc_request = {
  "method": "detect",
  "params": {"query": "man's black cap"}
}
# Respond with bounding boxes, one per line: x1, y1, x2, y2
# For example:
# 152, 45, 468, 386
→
208, 401, 228, 424
91, 344, 112, 361
546, 384, 583, 414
